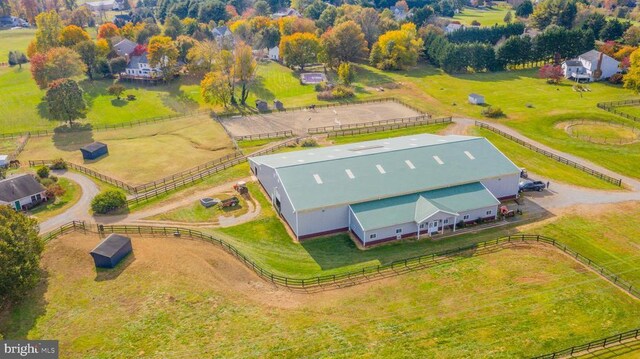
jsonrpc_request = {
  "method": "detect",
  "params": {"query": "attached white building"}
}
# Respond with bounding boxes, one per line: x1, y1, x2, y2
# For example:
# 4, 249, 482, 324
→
562, 50, 620, 82
0, 174, 47, 211
445, 23, 464, 33
268, 46, 279, 61
249, 134, 521, 246
124, 51, 162, 78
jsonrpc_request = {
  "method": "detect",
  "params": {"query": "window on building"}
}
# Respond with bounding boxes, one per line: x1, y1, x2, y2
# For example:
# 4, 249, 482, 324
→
463, 214, 470, 220
419, 223, 425, 229
395, 228, 402, 234
444, 219, 449, 224
486, 210, 492, 215
369, 233, 377, 239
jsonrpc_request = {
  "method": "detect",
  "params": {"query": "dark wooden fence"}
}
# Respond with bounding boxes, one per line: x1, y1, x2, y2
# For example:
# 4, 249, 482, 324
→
215, 97, 426, 119
597, 99, 640, 122
29, 160, 136, 192
327, 117, 453, 137
475, 121, 623, 187
234, 130, 294, 141
8, 133, 30, 161
308, 114, 435, 134
532, 327, 640, 359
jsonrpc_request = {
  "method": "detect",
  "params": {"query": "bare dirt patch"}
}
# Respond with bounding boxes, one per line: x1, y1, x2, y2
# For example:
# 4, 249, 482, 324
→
220, 101, 422, 137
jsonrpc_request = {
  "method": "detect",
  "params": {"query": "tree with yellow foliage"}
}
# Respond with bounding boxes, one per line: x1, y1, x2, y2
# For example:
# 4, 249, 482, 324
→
148, 35, 179, 81
280, 32, 320, 70
624, 48, 640, 92
369, 23, 423, 70
59, 25, 90, 47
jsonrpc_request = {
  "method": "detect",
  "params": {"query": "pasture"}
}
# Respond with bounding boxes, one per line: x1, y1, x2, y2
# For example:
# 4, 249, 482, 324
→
19, 115, 235, 185
451, 2, 513, 27
1, 230, 639, 358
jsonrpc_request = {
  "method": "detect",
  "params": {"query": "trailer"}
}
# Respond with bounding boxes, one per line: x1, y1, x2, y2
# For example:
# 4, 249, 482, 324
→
221, 196, 240, 207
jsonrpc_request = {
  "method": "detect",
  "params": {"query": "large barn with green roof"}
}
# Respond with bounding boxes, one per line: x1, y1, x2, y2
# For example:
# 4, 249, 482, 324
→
248, 134, 521, 246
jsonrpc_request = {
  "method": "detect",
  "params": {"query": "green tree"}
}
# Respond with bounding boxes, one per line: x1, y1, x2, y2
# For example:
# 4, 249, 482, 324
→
35, 10, 63, 52
503, 10, 513, 24
317, 5, 337, 31
0, 207, 43, 305
531, 0, 577, 29
599, 19, 631, 41
37, 166, 50, 178
254, 0, 271, 15
91, 190, 127, 214
107, 84, 126, 99
320, 20, 368, 67
30, 47, 86, 89
109, 56, 128, 76
337, 62, 355, 85
280, 32, 321, 70
75, 40, 97, 80
148, 35, 179, 81
45, 78, 87, 126
515, 0, 533, 17
201, 70, 233, 108
623, 26, 640, 46
163, 15, 184, 39
234, 42, 257, 105
304, 0, 327, 20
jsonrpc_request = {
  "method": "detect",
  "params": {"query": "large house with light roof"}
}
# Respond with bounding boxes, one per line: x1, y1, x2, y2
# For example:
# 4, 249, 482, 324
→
249, 134, 521, 246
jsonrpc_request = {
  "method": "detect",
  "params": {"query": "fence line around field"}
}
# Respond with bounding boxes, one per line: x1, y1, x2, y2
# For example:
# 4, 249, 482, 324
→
0, 109, 213, 140
308, 114, 435, 134
597, 99, 640, 122
29, 160, 135, 193
326, 116, 453, 137
234, 130, 294, 141
41, 222, 640, 357
532, 327, 640, 359
215, 97, 426, 120
563, 119, 640, 145
40, 222, 640, 299
475, 121, 623, 187
8, 133, 30, 161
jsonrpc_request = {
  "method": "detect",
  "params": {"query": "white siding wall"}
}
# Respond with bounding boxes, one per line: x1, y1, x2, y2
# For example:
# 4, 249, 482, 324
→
349, 207, 364, 240
364, 221, 417, 245
600, 58, 620, 79
481, 174, 519, 199
297, 206, 349, 237
250, 160, 298, 234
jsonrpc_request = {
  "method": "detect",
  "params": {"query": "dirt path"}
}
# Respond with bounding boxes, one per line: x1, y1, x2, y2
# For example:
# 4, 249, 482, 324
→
38, 170, 99, 234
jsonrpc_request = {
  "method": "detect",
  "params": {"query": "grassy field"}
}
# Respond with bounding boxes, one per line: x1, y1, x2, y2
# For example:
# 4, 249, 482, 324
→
0, 28, 35, 55
473, 128, 622, 190
19, 116, 235, 185
566, 122, 638, 141
451, 2, 513, 27
149, 189, 249, 223
610, 104, 640, 118
330, 123, 451, 144
29, 177, 81, 221
1, 230, 639, 357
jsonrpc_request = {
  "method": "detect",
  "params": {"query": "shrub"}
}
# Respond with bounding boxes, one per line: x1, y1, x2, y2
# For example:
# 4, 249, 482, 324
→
301, 138, 318, 147
471, 20, 481, 26
48, 175, 58, 183
318, 85, 355, 100
45, 183, 66, 198
50, 158, 68, 170
91, 190, 127, 214
314, 81, 331, 91
37, 166, 50, 178
38, 178, 55, 187
481, 106, 505, 118
609, 73, 624, 84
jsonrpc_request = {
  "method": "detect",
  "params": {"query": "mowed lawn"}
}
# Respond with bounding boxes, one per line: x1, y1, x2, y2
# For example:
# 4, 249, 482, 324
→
1, 232, 640, 358
473, 128, 622, 190
29, 177, 82, 221
19, 116, 235, 185
451, 2, 512, 27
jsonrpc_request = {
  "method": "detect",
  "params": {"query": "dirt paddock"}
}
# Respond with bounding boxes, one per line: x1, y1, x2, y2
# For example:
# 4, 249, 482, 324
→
220, 101, 422, 137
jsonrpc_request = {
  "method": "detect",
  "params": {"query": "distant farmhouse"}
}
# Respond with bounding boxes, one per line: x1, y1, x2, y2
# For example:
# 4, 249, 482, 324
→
390, 5, 412, 21
272, 8, 302, 18
249, 134, 521, 246
0, 16, 29, 28
268, 46, 279, 61
562, 50, 620, 82
0, 174, 47, 211
445, 22, 465, 33
84, 0, 126, 11
211, 26, 234, 48
112, 39, 163, 80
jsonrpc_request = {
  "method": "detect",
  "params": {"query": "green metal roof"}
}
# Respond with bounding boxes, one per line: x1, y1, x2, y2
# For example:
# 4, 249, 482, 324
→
350, 182, 500, 231
249, 134, 519, 212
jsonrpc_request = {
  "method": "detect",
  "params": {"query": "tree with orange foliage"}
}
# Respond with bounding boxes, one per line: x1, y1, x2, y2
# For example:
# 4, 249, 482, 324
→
59, 25, 90, 47
148, 35, 178, 81
320, 20, 368, 68
97, 22, 119, 39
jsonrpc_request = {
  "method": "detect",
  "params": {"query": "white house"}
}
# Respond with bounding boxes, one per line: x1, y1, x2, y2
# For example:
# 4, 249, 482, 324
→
124, 51, 162, 79
268, 46, 279, 61
249, 134, 521, 246
0, 155, 8, 168
562, 50, 620, 82
211, 26, 235, 48
0, 16, 29, 28
0, 174, 47, 211
390, 5, 412, 21
445, 22, 464, 33
85, 0, 115, 11
113, 38, 137, 58
272, 8, 302, 18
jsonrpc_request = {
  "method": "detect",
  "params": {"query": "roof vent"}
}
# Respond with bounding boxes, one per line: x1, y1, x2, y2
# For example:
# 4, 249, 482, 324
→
464, 151, 475, 160
405, 160, 416, 169
376, 165, 386, 174
349, 145, 384, 152
313, 174, 323, 184
345, 169, 355, 179
433, 156, 444, 165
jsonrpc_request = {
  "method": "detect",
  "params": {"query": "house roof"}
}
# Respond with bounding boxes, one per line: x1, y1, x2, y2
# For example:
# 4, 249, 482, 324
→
127, 53, 149, 69
578, 50, 619, 68
212, 26, 231, 37
351, 182, 500, 231
86, 0, 114, 6
113, 39, 137, 56
0, 174, 46, 202
469, 93, 484, 99
564, 60, 582, 67
250, 134, 520, 212
91, 234, 131, 258
80, 142, 107, 153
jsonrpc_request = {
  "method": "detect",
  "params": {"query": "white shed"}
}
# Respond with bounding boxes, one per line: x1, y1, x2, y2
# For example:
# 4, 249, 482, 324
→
0, 155, 8, 168
468, 93, 485, 105
268, 46, 279, 61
